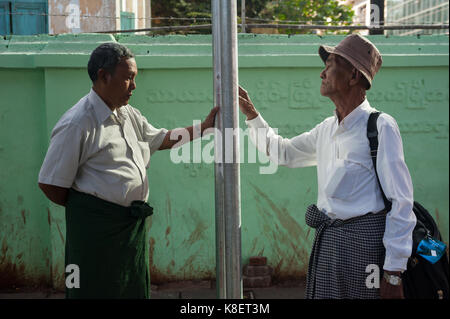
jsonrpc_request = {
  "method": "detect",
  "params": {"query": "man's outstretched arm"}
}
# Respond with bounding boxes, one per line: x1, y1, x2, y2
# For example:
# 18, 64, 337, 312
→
158, 106, 219, 150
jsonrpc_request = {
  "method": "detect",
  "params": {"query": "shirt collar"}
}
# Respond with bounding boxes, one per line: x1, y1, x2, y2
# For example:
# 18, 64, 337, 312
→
88, 88, 114, 124
333, 98, 371, 131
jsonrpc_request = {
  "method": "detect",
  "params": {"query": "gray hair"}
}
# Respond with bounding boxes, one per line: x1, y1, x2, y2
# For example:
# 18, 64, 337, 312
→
88, 42, 135, 83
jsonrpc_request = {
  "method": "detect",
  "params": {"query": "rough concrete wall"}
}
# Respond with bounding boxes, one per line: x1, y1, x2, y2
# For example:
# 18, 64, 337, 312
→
0, 34, 448, 289
0, 67, 51, 288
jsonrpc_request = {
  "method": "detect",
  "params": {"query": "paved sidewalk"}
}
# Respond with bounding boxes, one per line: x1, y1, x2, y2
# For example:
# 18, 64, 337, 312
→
0, 279, 306, 299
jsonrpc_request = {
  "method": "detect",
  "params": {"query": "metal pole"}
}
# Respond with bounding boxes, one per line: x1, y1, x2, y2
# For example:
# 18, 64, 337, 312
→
212, 0, 226, 300
149, 0, 152, 28
241, 0, 246, 33
220, 0, 242, 299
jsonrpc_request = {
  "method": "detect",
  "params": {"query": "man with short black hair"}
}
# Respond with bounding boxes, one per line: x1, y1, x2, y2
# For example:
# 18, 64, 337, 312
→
38, 42, 218, 298
239, 34, 416, 299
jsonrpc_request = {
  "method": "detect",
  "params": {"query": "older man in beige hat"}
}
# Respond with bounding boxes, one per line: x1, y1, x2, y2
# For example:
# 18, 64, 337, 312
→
239, 34, 416, 299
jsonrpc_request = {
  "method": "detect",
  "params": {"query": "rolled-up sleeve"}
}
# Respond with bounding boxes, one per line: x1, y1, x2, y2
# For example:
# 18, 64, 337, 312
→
143, 121, 168, 155
377, 114, 416, 271
38, 122, 83, 188
245, 113, 319, 168
131, 108, 168, 155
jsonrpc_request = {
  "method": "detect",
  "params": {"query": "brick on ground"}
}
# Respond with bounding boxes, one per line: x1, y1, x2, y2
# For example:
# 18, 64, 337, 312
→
248, 256, 267, 266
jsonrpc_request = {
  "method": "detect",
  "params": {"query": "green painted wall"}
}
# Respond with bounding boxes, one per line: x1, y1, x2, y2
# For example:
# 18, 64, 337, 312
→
0, 33, 448, 289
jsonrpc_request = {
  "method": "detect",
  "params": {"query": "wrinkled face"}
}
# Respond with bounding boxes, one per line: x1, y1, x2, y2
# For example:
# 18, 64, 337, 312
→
319, 54, 353, 97
104, 57, 137, 107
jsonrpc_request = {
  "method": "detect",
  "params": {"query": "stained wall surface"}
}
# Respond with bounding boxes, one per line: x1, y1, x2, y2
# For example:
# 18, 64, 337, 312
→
49, 0, 117, 34
0, 34, 448, 289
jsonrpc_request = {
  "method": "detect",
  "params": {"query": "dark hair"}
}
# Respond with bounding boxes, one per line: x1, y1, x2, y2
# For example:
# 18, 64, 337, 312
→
87, 42, 135, 83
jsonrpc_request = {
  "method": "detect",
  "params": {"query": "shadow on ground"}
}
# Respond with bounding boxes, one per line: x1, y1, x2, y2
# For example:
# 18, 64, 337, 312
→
0, 278, 306, 299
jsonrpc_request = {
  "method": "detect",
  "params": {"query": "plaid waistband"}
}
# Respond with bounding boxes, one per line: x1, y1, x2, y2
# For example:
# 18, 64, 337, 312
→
305, 204, 387, 229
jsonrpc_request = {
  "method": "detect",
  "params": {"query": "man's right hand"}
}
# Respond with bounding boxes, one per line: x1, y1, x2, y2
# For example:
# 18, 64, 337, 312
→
239, 86, 259, 121
38, 183, 69, 207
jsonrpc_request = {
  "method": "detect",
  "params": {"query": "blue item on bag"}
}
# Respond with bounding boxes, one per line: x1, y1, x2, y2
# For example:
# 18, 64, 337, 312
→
417, 236, 447, 264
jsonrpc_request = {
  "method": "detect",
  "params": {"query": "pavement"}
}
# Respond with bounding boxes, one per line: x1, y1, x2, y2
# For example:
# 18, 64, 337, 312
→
0, 279, 306, 299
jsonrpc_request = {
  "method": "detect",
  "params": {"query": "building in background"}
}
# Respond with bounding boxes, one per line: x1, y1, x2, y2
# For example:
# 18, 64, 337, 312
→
0, 0, 48, 35
0, 0, 151, 35
342, 0, 449, 35
1, 1, 448, 36
385, 0, 449, 35
342, 0, 371, 35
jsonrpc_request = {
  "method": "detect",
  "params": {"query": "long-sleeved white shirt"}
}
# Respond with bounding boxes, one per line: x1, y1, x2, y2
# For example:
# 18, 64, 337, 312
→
39, 89, 168, 207
245, 99, 416, 271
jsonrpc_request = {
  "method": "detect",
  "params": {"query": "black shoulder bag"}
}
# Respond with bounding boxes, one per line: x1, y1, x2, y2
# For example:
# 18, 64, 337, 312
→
367, 112, 449, 299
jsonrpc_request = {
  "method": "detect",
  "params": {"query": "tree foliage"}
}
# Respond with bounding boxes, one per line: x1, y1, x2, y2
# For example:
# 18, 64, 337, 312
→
151, 0, 354, 34
151, 0, 211, 21
238, 0, 273, 19
260, 0, 354, 34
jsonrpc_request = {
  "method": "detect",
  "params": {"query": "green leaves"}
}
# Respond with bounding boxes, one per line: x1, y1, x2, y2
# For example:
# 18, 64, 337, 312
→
259, 0, 354, 34
151, 0, 354, 35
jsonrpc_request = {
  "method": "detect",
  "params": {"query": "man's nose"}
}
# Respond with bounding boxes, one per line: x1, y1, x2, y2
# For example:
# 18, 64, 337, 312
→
320, 69, 326, 79
130, 80, 136, 90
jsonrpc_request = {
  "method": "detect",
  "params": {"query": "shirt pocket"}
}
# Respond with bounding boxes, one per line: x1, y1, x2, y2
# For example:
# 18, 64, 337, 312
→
324, 158, 368, 200
137, 141, 151, 168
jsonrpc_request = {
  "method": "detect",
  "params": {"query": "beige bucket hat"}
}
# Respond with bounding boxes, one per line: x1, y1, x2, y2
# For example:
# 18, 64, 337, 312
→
319, 34, 382, 90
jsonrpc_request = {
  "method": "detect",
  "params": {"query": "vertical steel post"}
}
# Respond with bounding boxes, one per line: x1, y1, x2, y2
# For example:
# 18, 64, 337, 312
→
148, 1, 152, 28
241, 0, 246, 33
212, 0, 226, 299
212, 0, 242, 299
219, 0, 242, 299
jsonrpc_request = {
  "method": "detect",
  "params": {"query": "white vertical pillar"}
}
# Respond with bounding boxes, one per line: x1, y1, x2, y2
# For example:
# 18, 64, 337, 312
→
115, 0, 121, 30
132, 0, 137, 29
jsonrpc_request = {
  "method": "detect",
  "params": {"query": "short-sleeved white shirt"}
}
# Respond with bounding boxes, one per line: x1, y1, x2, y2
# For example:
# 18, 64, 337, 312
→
38, 88, 168, 207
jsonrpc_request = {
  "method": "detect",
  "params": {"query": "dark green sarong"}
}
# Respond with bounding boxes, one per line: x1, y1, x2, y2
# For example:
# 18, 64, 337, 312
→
65, 189, 153, 299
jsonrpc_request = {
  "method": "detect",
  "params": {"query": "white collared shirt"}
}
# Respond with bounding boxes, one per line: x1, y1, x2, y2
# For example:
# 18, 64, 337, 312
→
39, 89, 168, 207
246, 99, 416, 271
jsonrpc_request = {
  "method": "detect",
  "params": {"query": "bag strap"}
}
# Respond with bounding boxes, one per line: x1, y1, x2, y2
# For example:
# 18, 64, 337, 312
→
367, 112, 392, 211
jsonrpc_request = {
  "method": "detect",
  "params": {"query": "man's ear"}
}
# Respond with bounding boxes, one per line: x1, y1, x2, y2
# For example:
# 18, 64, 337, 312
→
97, 69, 110, 85
349, 68, 362, 87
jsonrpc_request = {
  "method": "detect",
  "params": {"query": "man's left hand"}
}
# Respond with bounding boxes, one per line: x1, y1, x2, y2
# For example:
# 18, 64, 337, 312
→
380, 270, 405, 299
